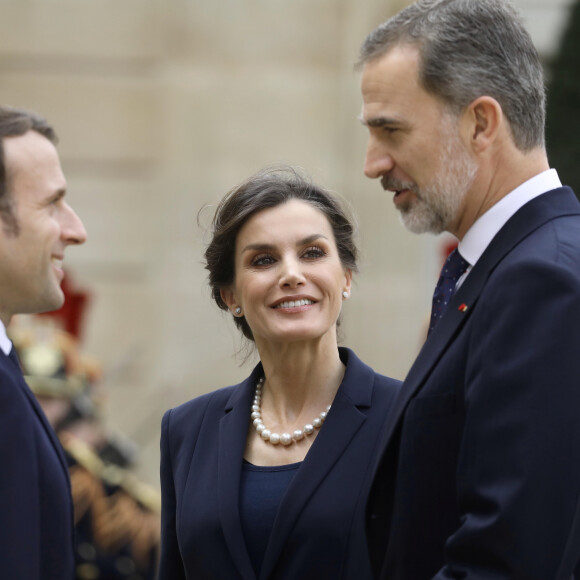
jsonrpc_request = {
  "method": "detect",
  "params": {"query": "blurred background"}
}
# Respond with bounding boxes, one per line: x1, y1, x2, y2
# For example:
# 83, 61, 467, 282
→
0, 0, 577, 491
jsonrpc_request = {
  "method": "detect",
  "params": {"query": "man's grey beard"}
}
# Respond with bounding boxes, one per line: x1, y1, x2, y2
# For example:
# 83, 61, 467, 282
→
398, 118, 478, 235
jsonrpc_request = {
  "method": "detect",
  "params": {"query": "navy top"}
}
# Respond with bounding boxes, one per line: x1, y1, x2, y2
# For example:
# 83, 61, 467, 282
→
239, 460, 302, 575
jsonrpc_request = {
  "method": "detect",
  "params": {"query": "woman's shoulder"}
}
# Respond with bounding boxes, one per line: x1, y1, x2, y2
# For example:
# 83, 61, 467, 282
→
336, 347, 401, 416
340, 346, 402, 393
372, 371, 402, 393
164, 383, 238, 426
369, 370, 401, 414
162, 362, 262, 435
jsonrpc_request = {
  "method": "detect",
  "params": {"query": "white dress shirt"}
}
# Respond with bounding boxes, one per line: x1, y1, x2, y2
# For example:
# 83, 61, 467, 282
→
0, 319, 13, 356
456, 169, 562, 288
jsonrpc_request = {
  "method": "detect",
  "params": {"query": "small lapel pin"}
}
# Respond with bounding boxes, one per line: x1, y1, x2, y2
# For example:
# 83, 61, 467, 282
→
458, 303, 468, 313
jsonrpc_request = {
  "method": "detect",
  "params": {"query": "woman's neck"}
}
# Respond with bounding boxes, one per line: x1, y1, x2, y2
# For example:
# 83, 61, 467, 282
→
255, 337, 345, 420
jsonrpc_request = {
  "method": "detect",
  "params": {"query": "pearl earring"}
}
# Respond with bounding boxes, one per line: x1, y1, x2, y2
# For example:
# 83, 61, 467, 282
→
234, 307, 242, 315
342, 291, 349, 300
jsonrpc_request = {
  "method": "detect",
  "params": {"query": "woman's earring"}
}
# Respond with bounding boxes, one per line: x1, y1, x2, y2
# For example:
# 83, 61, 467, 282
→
342, 291, 349, 300
234, 307, 242, 315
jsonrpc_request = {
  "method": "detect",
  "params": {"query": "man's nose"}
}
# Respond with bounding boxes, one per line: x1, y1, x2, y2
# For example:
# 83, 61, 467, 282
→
364, 139, 395, 179
61, 203, 87, 245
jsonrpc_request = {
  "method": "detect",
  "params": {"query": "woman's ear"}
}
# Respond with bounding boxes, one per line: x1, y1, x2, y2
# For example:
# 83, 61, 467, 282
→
220, 287, 238, 312
344, 269, 353, 295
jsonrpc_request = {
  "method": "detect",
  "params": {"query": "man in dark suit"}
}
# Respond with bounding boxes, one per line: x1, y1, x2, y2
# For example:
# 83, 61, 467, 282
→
358, 0, 580, 578
0, 106, 87, 579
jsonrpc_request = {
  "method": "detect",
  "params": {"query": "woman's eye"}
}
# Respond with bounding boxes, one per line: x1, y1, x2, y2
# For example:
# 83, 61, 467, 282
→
303, 246, 325, 259
252, 254, 275, 267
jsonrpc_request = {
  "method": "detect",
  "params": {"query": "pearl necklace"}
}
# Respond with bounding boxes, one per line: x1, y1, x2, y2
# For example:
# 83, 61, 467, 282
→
251, 377, 331, 446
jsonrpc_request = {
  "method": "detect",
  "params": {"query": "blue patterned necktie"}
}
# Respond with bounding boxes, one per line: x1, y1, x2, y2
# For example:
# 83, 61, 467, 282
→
428, 248, 470, 335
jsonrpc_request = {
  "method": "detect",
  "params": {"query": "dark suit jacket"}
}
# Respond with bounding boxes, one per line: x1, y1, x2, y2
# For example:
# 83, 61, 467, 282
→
159, 347, 400, 580
367, 187, 580, 579
0, 348, 75, 579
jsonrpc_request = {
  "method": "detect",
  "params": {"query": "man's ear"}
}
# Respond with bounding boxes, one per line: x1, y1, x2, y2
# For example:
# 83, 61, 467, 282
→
462, 96, 503, 153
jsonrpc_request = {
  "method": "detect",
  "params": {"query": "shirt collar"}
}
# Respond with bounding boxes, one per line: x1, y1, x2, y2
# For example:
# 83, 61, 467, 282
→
0, 320, 13, 356
458, 169, 562, 267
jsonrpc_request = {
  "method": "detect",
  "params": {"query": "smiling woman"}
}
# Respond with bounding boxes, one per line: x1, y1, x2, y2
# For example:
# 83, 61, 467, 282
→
205, 166, 358, 341
221, 198, 352, 349
158, 165, 401, 580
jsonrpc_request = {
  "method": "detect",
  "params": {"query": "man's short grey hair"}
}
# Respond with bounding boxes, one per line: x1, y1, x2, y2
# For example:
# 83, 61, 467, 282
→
357, 0, 545, 151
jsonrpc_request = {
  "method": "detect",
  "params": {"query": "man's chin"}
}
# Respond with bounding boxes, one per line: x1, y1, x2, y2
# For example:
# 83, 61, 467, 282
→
37, 289, 65, 314
398, 209, 445, 235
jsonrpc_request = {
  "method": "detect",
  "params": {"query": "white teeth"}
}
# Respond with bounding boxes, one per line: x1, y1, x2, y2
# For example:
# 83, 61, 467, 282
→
52, 258, 63, 268
275, 299, 314, 309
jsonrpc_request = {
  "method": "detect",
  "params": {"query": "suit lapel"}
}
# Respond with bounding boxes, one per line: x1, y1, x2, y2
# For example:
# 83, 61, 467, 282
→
259, 349, 374, 579
2, 350, 71, 483
218, 369, 261, 580
377, 187, 580, 455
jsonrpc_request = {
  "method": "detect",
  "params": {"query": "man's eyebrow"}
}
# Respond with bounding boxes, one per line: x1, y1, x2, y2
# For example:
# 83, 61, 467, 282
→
358, 113, 401, 129
49, 189, 66, 202
240, 234, 329, 254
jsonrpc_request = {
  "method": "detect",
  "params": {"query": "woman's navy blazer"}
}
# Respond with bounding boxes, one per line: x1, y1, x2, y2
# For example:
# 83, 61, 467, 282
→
159, 347, 400, 580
